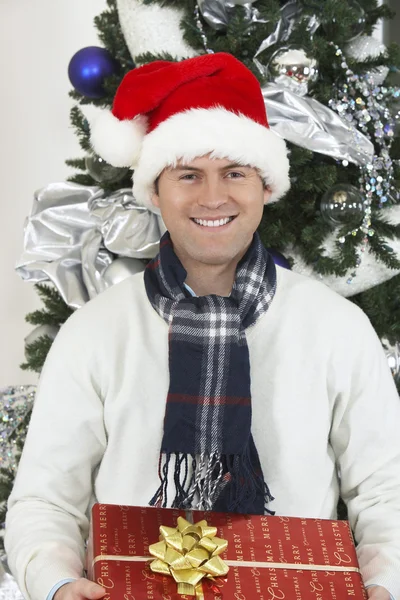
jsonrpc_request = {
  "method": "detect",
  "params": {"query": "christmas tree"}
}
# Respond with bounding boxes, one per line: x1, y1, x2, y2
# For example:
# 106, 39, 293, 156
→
2, 0, 400, 551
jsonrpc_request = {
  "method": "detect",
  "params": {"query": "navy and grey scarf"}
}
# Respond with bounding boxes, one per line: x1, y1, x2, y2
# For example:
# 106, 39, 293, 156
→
144, 231, 277, 515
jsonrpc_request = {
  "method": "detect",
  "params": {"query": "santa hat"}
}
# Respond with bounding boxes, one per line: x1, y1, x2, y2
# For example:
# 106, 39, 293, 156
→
89, 52, 290, 212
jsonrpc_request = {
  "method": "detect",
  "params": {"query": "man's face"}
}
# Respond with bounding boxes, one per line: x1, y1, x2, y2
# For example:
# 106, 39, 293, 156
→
151, 155, 271, 270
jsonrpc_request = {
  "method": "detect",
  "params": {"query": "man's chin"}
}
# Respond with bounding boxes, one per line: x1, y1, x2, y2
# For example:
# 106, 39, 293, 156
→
188, 250, 242, 267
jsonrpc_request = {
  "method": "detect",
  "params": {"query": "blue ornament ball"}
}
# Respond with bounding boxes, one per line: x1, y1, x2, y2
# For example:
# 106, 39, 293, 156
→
68, 46, 120, 98
267, 248, 291, 270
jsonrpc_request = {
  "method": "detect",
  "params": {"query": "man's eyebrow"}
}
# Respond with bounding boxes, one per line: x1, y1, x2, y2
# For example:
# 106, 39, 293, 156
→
170, 163, 251, 172
171, 165, 201, 171
220, 163, 252, 170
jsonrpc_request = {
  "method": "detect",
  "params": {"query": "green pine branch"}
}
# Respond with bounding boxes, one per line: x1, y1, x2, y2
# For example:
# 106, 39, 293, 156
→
20, 284, 74, 373
94, 0, 134, 72
66, 0, 131, 178
372, 216, 400, 239
352, 273, 400, 351
0, 469, 14, 552
134, 51, 178, 65
25, 284, 74, 326
67, 173, 97, 186
367, 233, 400, 270
0, 470, 14, 507
65, 158, 87, 171
70, 106, 91, 153
20, 336, 55, 374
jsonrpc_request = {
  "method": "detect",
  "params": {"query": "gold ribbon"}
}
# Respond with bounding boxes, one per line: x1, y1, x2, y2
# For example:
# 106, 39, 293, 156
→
92, 555, 360, 574
148, 517, 229, 597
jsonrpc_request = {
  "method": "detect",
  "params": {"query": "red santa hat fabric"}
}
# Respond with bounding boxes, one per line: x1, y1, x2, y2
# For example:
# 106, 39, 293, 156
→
89, 52, 290, 212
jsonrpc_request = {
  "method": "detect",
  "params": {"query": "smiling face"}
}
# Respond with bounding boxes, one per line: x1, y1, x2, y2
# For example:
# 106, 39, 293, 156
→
151, 155, 271, 273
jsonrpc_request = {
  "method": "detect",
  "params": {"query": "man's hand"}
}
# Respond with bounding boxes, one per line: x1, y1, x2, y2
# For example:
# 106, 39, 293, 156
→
367, 585, 392, 600
54, 578, 105, 600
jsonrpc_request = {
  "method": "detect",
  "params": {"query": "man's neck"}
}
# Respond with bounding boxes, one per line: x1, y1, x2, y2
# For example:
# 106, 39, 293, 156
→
184, 263, 236, 297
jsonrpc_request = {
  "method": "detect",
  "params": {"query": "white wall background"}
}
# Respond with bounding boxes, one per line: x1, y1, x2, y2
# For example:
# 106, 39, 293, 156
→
0, 0, 107, 387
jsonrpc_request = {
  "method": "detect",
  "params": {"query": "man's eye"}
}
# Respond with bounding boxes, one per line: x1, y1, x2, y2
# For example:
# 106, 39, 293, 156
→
180, 173, 197, 180
227, 171, 244, 179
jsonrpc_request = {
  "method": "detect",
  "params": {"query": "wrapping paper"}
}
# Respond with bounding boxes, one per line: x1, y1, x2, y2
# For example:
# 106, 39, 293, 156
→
87, 503, 367, 599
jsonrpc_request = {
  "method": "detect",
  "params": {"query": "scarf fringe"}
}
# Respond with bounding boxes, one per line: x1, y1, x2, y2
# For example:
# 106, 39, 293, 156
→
149, 450, 275, 515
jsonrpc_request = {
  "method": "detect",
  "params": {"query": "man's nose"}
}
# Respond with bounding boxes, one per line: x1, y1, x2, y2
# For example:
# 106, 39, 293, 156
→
197, 178, 227, 209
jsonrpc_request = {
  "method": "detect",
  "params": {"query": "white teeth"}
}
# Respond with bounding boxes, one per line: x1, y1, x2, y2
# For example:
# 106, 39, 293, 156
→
193, 217, 233, 227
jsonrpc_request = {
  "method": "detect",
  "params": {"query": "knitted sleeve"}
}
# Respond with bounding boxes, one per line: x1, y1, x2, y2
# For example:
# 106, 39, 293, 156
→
329, 308, 400, 600
4, 309, 107, 600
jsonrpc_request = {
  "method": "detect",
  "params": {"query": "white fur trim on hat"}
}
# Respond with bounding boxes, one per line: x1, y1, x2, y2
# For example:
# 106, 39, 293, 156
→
89, 109, 148, 168
132, 107, 290, 213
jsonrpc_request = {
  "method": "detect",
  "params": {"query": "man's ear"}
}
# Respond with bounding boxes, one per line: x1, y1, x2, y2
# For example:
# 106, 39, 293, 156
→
151, 176, 161, 208
263, 186, 272, 205
151, 190, 160, 208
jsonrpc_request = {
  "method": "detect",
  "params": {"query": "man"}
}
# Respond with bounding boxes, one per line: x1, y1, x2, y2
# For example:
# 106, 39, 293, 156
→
5, 53, 400, 600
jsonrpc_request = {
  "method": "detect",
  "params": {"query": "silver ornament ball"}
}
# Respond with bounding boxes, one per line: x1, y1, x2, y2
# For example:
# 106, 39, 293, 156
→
347, 0, 366, 40
103, 257, 145, 287
320, 184, 366, 227
268, 47, 318, 97
86, 154, 129, 184
326, 0, 365, 41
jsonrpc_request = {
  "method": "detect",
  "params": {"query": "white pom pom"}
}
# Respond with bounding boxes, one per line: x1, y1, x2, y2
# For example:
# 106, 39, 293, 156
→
88, 108, 148, 168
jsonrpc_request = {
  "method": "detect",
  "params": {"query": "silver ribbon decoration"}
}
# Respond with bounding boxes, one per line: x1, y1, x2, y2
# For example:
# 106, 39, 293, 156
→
262, 83, 374, 166
197, 0, 265, 31
254, 0, 320, 61
16, 182, 166, 308
196, 0, 318, 53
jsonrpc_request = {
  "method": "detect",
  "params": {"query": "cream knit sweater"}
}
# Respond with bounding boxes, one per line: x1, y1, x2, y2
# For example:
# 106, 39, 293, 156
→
5, 267, 400, 600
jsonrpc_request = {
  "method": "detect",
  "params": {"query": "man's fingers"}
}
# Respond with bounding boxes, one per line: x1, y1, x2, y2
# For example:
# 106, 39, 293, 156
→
54, 578, 106, 600
367, 585, 391, 600
79, 580, 106, 599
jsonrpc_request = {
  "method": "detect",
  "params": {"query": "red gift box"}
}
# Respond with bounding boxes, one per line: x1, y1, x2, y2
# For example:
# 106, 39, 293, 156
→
87, 503, 367, 599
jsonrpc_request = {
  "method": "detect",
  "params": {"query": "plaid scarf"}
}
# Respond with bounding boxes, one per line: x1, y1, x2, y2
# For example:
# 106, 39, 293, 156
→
144, 231, 277, 515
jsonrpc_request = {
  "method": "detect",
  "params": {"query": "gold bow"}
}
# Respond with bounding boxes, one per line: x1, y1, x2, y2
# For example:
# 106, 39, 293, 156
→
149, 517, 229, 597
